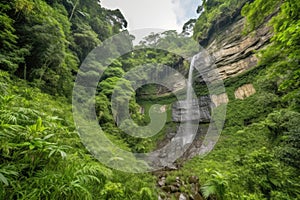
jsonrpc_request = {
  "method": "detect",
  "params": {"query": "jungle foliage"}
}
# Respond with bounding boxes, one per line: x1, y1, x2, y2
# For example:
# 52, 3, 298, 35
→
193, 0, 251, 45
165, 1, 300, 199
0, 70, 157, 199
0, 0, 300, 199
0, 0, 127, 96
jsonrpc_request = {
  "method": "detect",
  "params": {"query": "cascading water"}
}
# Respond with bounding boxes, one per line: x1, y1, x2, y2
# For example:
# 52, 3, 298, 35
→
186, 56, 195, 115
145, 48, 224, 170
182, 54, 198, 144
147, 51, 219, 169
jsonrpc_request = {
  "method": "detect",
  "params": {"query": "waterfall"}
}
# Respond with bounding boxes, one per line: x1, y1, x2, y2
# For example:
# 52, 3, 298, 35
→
182, 55, 198, 144
186, 55, 196, 117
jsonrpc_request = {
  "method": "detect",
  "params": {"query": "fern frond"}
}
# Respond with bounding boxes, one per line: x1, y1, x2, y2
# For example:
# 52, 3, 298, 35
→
201, 184, 217, 198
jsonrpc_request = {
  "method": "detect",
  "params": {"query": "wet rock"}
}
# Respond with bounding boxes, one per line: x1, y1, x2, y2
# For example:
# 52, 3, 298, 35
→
193, 193, 204, 200
163, 164, 178, 171
170, 185, 179, 193
158, 177, 166, 187
188, 176, 199, 184
166, 132, 176, 139
179, 193, 187, 200
172, 96, 212, 122
159, 152, 168, 158
162, 186, 172, 193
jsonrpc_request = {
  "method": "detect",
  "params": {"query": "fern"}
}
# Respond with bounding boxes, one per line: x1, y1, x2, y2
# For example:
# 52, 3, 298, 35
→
0, 165, 18, 186
201, 170, 228, 199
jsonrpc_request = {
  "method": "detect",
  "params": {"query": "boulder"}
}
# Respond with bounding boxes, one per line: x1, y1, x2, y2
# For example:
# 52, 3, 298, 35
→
179, 193, 187, 200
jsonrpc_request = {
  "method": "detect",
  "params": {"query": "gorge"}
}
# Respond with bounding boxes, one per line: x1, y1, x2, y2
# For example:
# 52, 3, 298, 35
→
0, 0, 299, 200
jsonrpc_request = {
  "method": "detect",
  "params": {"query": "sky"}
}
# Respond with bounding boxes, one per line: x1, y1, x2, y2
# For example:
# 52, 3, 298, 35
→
100, 0, 200, 41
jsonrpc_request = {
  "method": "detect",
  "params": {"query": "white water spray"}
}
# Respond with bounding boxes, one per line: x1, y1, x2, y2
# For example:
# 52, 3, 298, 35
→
183, 54, 198, 144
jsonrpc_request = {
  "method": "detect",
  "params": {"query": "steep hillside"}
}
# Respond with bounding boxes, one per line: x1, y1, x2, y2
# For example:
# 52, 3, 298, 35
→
156, 0, 300, 199
0, 1, 159, 199
0, 0, 127, 96
0, 70, 159, 199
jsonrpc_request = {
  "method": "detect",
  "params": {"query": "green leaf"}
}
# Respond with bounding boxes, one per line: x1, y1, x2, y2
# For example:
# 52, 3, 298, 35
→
0, 173, 8, 185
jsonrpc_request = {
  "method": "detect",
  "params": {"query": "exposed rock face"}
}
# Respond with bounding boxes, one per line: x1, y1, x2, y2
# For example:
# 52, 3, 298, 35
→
210, 93, 229, 107
205, 17, 272, 80
148, 123, 199, 169
153, 9, 272, 174
172, 96, 212, 122
234, 83, 256, 99
150, 123, 209, 170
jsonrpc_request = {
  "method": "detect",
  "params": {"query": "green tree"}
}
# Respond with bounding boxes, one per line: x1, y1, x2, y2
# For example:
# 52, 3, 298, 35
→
0, 1, 28, 72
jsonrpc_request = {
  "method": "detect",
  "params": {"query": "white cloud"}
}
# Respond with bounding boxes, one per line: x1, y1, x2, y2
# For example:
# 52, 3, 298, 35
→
100, 0, 180, 31
172, 0, 201, 25
100, 0, 200, 43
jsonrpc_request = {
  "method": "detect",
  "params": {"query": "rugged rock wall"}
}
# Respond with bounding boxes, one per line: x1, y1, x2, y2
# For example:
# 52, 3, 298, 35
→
172, 96, 211, 123
160, 10, 270, 170
204, 16, 272, 80
234, 83, 256, 99
210, 93, 229, 107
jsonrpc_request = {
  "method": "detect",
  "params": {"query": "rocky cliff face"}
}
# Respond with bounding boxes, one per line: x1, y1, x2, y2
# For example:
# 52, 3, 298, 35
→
204, 16, 272, 80
172, 96, 211, 123
157, 10, 271, 170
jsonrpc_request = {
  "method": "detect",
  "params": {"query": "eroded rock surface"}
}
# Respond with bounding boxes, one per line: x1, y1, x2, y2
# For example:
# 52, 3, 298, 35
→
206, 17, 272, 80
172, 96, 212, 122
210, 93, 229, 107
148, 124, 200, 170
191, 16, 272, 84
234, 84, 256, 99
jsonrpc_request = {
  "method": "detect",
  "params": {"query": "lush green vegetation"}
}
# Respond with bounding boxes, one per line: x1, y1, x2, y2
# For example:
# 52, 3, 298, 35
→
0, 70, 158, 199
1, 0, 300, 199
161, 0, 300, 199
0, 0, 126, 96
193, 0, 250, 45
0, 1, 158, 199
242, 0, 300, 111
165, 65, 300, 199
